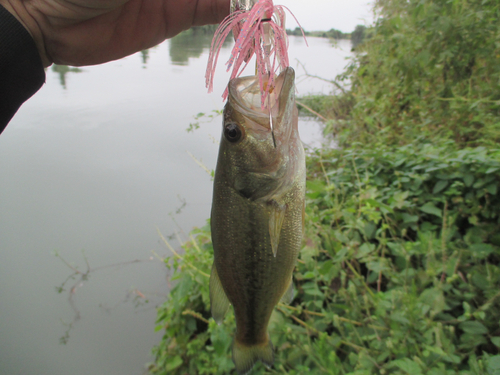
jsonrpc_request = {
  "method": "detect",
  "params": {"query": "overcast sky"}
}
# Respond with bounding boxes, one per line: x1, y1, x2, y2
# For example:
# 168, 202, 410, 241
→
275, 0, 375, 33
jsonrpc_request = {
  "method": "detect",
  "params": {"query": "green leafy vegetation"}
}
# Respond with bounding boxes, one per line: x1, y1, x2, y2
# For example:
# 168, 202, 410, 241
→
317, 0, 500, 148
351, 25, 369, 49
150, 142, 500, 374
149, 0, 500, 373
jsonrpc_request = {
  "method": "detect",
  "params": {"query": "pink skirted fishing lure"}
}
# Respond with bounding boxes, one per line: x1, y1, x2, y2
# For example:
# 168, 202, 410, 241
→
205, 0, 305, 108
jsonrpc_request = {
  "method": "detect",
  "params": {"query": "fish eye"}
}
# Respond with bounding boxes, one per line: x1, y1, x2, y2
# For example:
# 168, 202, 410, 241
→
224, 123, 242, 143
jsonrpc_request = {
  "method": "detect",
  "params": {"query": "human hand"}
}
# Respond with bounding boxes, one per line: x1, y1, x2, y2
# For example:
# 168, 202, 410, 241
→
0, 0, 229, 67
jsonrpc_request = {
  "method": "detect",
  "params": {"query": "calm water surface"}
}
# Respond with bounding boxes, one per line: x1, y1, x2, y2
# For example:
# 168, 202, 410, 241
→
0, 35, 351, 375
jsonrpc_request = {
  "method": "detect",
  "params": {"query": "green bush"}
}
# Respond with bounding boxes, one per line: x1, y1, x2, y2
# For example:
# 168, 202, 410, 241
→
351, 25, 369, 49
148, 3, 500, 372
325, 0, 500, 147
150, 141, 500, 374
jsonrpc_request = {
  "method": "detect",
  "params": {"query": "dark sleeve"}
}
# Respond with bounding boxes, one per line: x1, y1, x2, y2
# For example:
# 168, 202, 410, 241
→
0, 4, 45, 134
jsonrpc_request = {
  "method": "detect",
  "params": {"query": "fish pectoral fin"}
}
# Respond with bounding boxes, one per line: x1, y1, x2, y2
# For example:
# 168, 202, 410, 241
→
209, 263, 230, 325
280, 278, 294, 304
268, 202, 286, 258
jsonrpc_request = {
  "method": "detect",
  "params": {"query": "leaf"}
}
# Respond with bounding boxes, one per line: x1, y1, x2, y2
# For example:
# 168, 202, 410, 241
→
366, 198, 393, 213
420, 202, 442, 217
487, 355, 500, 375
165, 356, 183, 372
473, 178, 488, 189
318, 261, 334, 276
419, 287, 446, 316
366, 259, 390, 273
491, 337, 500, 348
364, 222, 377, 239
333, 247, 349, 262
392, 358, 423, 375
426, 164, 448, 172
390, 190, 409, 209
391, 312, 410, 324
303, 271, 316, 279
485, 167, 499, 174
486, 183, 498, 195
459, 321, 488, 335
463, 174, 475, 187
472, 272, 490, 290
470, 243, 495, 259
358, 243, 375, 258
305, 288, 325, 298
154, 325, 164, 332
401, 213, 419, 223
432, 180, 448, 194
307, 180, 326, 199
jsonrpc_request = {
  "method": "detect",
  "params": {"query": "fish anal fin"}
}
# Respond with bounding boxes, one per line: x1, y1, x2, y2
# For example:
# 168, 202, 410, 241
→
232, 336, 274, 375
268, 202, 286, 257
209, 263, 230, 325
280, 278, 294, 304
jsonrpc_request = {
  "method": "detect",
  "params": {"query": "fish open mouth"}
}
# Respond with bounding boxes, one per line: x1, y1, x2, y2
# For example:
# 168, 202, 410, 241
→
227, 67, 296, 132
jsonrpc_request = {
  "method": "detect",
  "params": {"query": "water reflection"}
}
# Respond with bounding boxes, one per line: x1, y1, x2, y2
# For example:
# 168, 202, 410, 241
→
51, 65, 84, 89
140, 50, 150, 66
169, 26, 230, 66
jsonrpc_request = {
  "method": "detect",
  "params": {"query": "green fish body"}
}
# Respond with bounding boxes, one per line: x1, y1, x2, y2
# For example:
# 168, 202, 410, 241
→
210, 68, 306, 374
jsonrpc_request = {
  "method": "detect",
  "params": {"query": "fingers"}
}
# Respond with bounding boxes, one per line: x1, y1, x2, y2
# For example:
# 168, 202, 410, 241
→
161, 0, 230, 38
191, 0, 230, 26
1, 0, 231, 67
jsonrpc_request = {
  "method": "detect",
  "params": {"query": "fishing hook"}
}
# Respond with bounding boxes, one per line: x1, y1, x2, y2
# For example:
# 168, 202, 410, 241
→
270, 116, 276, 148
268, 91, 276, 148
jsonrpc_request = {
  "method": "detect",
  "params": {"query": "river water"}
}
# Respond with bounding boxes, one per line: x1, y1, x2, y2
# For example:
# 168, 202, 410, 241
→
0, 34, 352, 375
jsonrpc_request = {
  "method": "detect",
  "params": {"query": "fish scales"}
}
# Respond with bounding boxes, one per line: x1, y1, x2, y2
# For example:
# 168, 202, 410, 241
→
210, 67, 305, 374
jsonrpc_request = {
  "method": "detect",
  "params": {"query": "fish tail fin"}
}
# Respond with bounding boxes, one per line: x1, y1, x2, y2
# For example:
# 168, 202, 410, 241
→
232, 336, 274, 375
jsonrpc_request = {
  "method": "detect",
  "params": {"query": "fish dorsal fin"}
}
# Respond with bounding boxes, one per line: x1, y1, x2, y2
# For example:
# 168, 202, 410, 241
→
268, 201, 286, 257
280, 278, 294, 304
209, 263, 230, 325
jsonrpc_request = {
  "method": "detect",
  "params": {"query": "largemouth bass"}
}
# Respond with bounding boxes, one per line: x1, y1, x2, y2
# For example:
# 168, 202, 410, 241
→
210, 67, 306, 374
